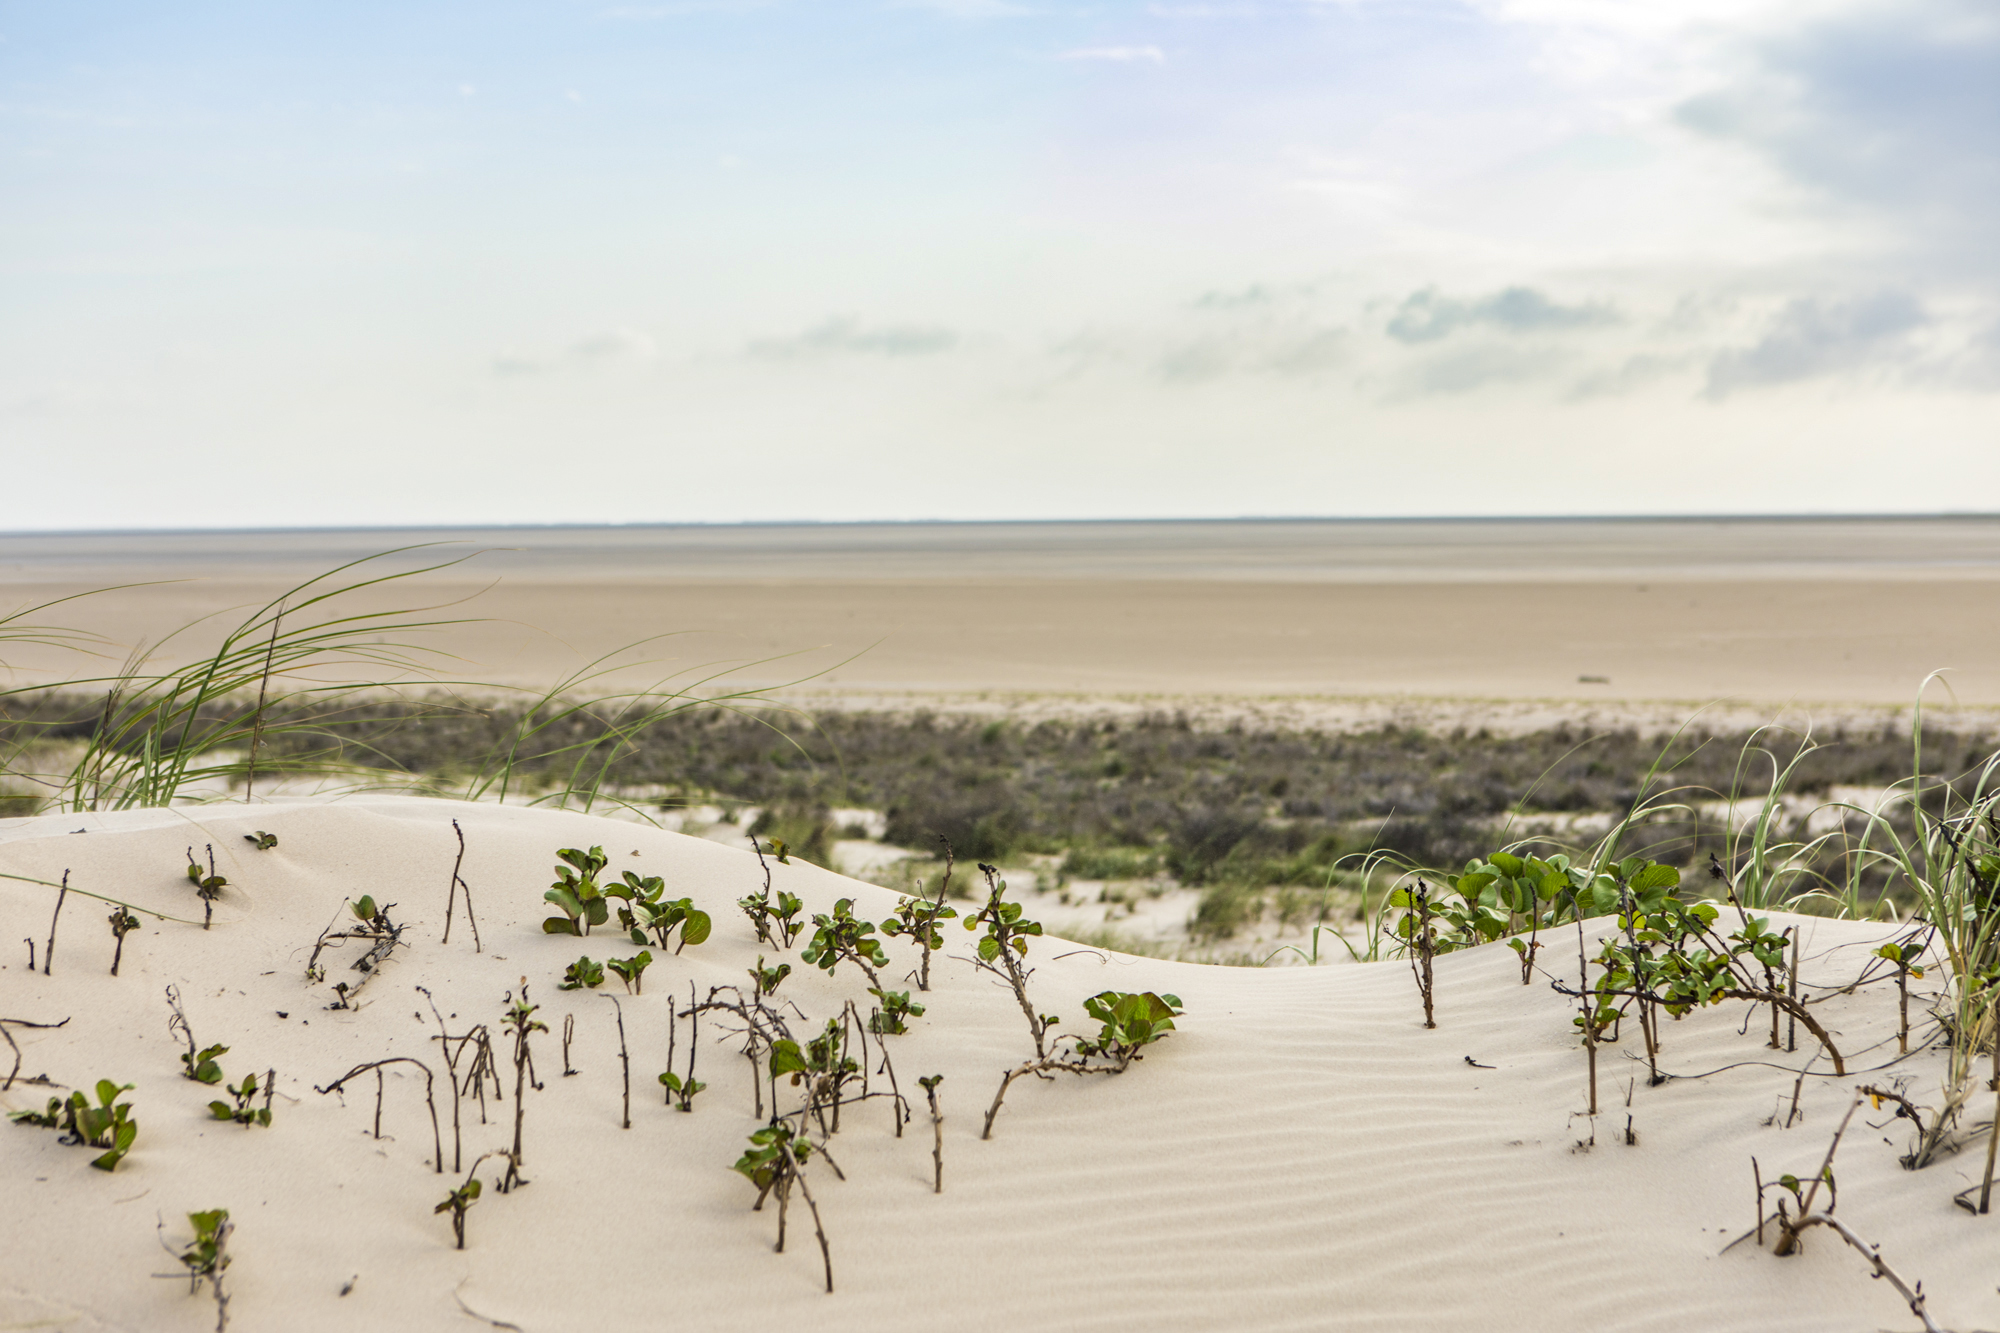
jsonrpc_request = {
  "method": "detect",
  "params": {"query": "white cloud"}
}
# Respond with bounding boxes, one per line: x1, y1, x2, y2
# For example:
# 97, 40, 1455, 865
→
749, 318, 959, 359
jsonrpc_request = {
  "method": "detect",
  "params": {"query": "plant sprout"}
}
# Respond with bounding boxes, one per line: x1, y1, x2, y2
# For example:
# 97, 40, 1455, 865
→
801, 898, 889, 992
543, 846, 609, 935
185, 846, 226, 930
208, 1069, 276, 1128
10, 1079, 139, 1170
174, 1209, 233, 1333
607, 950, 653, 995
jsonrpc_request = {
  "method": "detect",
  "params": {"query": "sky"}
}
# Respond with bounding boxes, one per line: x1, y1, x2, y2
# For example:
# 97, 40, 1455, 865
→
2, 0, 1998, 528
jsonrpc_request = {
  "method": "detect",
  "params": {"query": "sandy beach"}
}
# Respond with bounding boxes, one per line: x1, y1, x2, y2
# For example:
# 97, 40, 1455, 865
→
6, 520, 2000, 716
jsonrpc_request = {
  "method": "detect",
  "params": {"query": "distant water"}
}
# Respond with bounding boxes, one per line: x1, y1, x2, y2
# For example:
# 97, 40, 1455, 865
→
5, 516, 2000, 584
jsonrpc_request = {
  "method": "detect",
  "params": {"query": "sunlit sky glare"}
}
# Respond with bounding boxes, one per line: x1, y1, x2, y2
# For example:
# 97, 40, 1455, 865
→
3, 0, 1998, 529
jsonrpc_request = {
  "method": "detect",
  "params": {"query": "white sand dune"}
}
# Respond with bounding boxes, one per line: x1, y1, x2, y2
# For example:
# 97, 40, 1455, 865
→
2, 798, 1992, 1332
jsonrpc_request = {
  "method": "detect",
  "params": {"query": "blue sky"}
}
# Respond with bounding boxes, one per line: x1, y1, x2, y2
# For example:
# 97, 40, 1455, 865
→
3, 0, 1998, 527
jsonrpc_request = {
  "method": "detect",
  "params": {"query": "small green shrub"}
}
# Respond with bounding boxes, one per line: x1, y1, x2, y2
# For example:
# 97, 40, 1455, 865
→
867, 989, 924, 1036
882, 842, 958, 990
610, 874, 711, 953
208, 1069, 274, 1128
560, 956, 605, 990
1061, 846, 1160, 880
607, 951, 653, 994
543, 846, 610, 935
739, 837, 806, 947
183, 1043, 228, 1085
802, 899, 889, 989
185, 845, 227, 931
730, 1118, 834, 1292
177, 1208, 232, 1328
1073, 991, 1183, 1068
659, 1067, 707, 1109
750, 956, 790, 996
11, 1079, 139, 1170
243, 831, 278, 851
435, 1173, 481, 1249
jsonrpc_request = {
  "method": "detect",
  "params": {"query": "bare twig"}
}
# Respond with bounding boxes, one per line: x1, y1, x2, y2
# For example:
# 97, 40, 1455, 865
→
921, 1074, 944, 1193
604, 994, 630, 1129
0, 1015, 69, 1091
315, 1057, 444, 1173
443, 819, 481, 951
42, 870, 68, 976
1788, 1213, 1945, 1333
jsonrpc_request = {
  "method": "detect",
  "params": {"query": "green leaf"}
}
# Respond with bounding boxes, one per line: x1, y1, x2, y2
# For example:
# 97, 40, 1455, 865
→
768, 1040, 808, 1077
1628, 863, 1680, 893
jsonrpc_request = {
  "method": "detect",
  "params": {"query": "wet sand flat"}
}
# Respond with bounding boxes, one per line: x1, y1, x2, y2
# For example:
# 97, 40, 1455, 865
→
4, 519, 2000, 708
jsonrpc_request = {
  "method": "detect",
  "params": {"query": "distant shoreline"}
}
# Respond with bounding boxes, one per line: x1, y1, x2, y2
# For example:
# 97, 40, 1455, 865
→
7, 511, 2000, 541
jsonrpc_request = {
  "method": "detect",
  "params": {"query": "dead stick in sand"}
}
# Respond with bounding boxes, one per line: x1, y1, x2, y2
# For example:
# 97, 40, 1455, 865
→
444, 820, 482, 951
604, 995, 630, 1129
43, 871, 69, 976
1785, 1212, 1944, 1333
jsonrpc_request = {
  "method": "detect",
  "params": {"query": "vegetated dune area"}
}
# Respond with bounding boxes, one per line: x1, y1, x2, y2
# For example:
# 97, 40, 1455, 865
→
7, 519, 2000, 1333
1, 796, 1993, 1333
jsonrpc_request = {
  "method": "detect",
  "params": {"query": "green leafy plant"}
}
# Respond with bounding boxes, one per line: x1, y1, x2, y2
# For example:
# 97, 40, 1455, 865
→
16, 1079, 140, 1170
880, 837, 959, 990
166, 987, 226, 1083
768, 1017, 866, 1134
1389, 880, 1441, 1028
208, 1069, 275, 1128
731, 1119, 834, 1293
434, 1153, 498, 1250
176, 1208, 233, 1333
1872, 931, 1930, 1055
243, 831, 278, 851
610, 874, 712, 953
607, 950, 653, 995
866, 989, 925, 1036
1072, 991, 1184, 1069
184, 1043, 228, 1084
436, 1174, 481, 1248
750, 956, 791, 996
802, 898, 890, 991
560, 956, 605, 990
543, 846, 609, 935
185, 845, 227, 931
660, 985, 707, 1112
660, 1066, 707, 1109
963, 864, 1056, 1059
739, 836, 806, 948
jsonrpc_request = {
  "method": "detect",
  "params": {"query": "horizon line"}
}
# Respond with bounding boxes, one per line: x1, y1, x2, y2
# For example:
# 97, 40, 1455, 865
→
7, 511, 2000, 540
